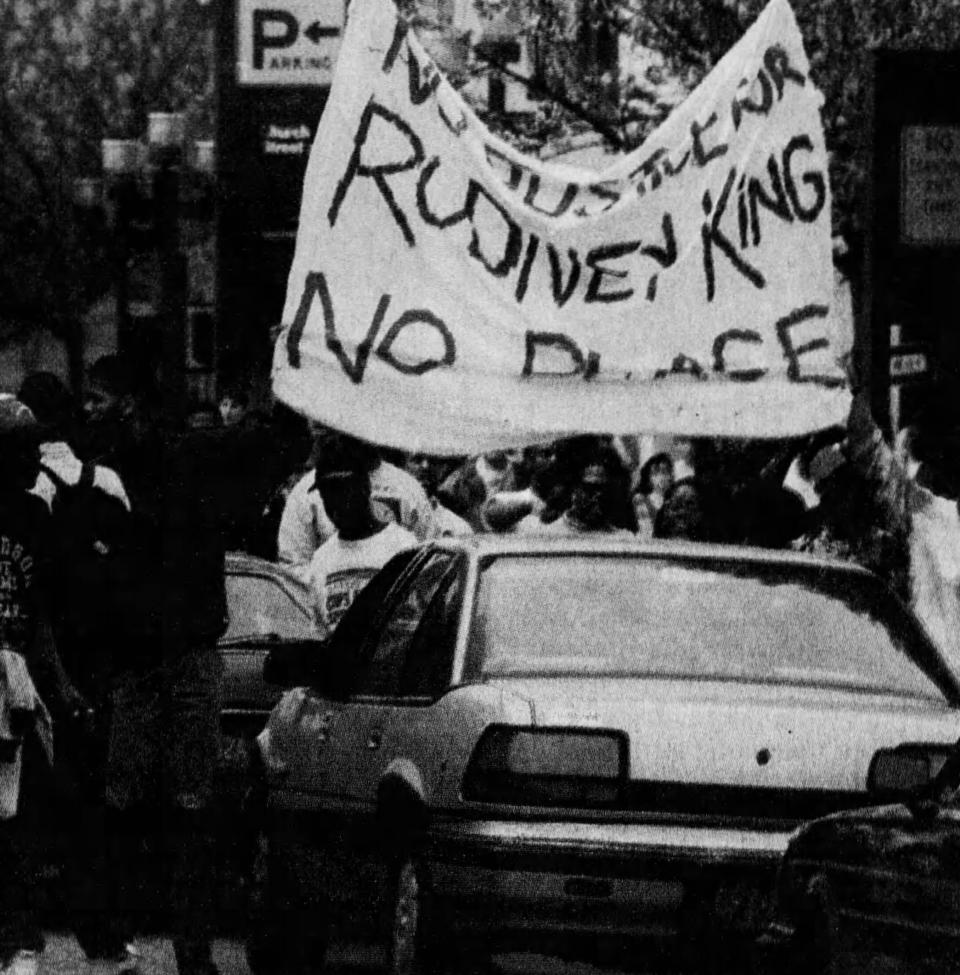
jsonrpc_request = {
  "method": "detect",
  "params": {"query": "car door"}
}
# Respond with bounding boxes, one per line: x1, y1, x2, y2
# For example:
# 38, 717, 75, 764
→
219, 567, 315, 739
271, 548, 426, 804
319, 551, 463, 924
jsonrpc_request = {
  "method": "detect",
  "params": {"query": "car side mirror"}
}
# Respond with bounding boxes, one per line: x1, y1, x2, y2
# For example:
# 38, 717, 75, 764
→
867, 744, 954, 802
263, 639, 329, 689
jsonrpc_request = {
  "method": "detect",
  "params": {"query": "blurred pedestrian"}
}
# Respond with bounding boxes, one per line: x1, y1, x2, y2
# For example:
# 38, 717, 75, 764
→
845, 389, 957, 656
78, 382, 231, 975
654, 478, 711, 542
437, 450, 518, 531
522, 444, 636, 536
217, 386, 249, 428
0, 397, 84, 975
403, 455, 471, 536
18, 371, 130, 515
17, 373, 141, 969
77, 356, 152, 471
483, 443, 556, 533
632, 452, 674, 540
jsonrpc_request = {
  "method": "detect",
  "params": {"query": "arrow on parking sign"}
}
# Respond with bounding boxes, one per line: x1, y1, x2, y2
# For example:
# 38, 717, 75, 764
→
304, 20, 340, 43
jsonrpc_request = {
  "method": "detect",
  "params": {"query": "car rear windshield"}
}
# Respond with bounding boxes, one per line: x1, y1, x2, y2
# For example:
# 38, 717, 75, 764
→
469, 555, 952, 701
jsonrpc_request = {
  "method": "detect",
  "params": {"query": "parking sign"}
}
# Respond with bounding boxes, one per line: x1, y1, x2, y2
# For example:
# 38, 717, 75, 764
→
237, 0, 345, 86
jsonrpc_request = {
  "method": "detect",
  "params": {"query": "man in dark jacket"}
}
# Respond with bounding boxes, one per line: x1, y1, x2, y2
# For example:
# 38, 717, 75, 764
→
80, 389, 229, 975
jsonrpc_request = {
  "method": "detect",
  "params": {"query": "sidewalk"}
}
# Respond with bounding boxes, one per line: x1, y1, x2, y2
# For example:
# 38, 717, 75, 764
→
34, 935, 250, 975
34, 934, 387, 975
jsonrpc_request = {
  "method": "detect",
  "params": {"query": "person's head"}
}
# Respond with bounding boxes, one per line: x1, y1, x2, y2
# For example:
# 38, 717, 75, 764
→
218, 386, 249, 427
0, 397, 42, 492
567, 445, 630, 531
638, 452, 674, 498
483, 450, 510, 472
18, 371, 75, 441
404, 453, 447, 498
654, 477, 708, 541
83, 355, 137, 426
736, 483, 806, 548
515, 442, 556, 490
314, 434, 380, 537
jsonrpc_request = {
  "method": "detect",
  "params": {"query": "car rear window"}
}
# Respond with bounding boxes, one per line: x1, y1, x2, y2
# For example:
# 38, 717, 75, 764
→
469, 556, 951, 701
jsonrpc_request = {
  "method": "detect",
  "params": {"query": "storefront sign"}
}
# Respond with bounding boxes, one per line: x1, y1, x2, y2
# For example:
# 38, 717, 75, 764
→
901, 125, 960, 245
237, 0, 345, 86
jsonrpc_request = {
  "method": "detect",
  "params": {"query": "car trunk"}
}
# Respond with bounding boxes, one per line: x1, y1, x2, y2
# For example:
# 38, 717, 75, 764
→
487, 677, 960, 824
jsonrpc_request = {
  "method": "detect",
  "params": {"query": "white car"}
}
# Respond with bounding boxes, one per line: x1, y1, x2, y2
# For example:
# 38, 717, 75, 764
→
250, 537, 960, 974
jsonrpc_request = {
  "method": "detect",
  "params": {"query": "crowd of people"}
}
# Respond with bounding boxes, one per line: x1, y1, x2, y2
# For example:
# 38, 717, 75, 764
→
1, 353, 959, 975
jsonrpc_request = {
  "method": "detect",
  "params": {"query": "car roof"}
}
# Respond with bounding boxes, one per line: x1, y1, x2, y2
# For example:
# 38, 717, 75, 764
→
225, 550, 312, 598
426, 534, 881, 579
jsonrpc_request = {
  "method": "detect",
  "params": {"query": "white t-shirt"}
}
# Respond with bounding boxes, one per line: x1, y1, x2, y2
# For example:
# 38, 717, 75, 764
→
278, 461, 437, 567
31, 441, 130, 511
308, 522, 418, 634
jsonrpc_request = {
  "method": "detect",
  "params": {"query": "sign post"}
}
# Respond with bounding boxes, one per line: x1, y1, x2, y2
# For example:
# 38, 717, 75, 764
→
215, 0, 343, 390
863, 52, 960, 435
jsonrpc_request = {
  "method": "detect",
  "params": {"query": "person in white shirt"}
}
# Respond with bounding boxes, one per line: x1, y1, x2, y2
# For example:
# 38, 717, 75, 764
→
18, 371, 130, 512
520, 444, 636, 536
308, 442, 418, 635
277, 432, 436, 569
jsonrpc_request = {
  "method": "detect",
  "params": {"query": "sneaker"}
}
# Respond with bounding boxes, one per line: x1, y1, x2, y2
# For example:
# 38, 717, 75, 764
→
4, 950, 39, 975
85, 945, 141, 975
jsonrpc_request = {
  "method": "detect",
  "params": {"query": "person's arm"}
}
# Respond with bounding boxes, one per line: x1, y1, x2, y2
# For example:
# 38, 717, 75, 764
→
483, 489, 542, 533
277, 472, 323, 565
404, 477, 440, 541
29, 613, 88, 720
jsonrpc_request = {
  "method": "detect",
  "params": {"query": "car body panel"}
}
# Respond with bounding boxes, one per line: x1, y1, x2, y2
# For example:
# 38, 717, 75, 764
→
257, 537, 960, 945
219, 552, 315, 737
772, 800, 960, 956
486, 677, 957, 794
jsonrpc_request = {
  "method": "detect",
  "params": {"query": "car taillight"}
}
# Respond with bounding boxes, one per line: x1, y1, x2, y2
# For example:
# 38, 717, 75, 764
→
462, 726, 627, 807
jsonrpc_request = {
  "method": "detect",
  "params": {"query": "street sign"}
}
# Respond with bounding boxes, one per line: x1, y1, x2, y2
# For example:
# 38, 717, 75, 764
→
889, 348, 931, 383
237, 0, 345, 86
901, 125, 960, 245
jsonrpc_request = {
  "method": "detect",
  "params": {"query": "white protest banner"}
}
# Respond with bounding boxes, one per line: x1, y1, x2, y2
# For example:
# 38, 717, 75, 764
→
272, 0, 850, 453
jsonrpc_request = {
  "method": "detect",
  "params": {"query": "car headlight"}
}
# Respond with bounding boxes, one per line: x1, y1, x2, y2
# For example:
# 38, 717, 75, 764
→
462, 726, 627, 807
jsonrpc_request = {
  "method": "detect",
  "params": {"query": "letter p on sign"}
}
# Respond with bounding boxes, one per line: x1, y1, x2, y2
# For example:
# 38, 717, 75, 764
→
253, 10, 299, 68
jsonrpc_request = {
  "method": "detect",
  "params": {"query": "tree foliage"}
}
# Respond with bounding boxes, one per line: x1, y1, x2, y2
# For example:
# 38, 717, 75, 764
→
488, 0, 960, 262
3, 0, 960, 370
0, 0, 212, 364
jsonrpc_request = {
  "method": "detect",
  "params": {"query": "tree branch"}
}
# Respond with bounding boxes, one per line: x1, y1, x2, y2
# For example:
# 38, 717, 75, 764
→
473, 52, 626, 150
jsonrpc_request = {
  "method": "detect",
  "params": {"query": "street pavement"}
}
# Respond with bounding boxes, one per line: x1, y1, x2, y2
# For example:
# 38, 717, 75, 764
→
31, 932, 917, 975
36, 935, 383, 975
34, 933, 681, 975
